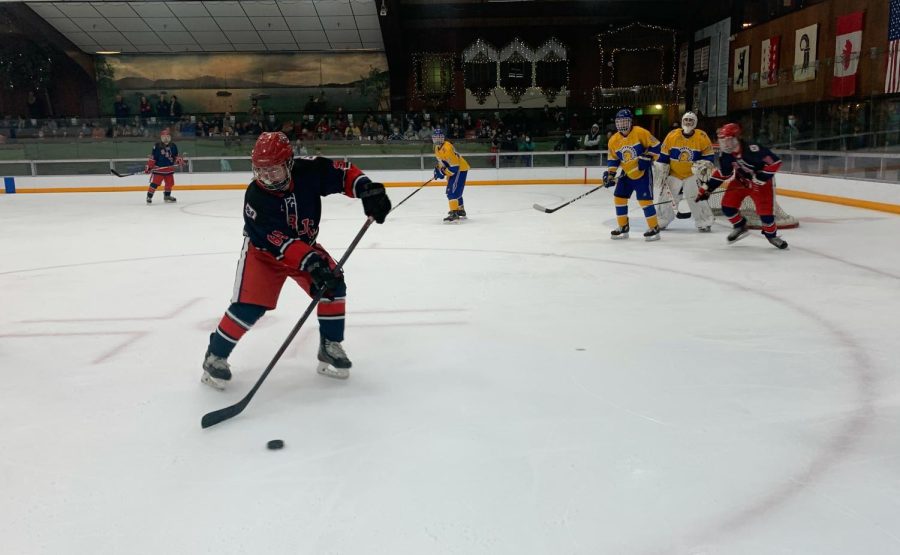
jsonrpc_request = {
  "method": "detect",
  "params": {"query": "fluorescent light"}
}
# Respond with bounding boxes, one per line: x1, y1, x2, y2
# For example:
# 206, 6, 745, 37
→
96, 51, 121, 55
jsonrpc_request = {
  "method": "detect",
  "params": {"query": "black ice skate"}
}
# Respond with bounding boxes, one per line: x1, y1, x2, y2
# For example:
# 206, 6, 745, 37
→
201, 351, 232, 390
146, 194, 153, 205
610, 224, 630, 239
443, 210, 461, 223
727, 220, 749, 244
457, 208, 467, 219
766, 234, 789, 250
317, 338, 351, 379
643, 226, 661, 242
164, 194, 177, 203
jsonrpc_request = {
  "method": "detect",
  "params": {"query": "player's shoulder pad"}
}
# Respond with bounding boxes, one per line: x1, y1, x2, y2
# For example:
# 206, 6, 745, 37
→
292, 155, 342, 174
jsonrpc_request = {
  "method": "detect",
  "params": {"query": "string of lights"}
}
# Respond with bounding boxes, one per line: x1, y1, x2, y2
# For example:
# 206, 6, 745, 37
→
597, 22, 677, 90
411, 52, 456, 102
463, 38, 499, 104
535, 37, 569, 103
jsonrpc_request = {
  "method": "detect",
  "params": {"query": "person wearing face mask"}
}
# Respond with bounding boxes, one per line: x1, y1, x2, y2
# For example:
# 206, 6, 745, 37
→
200, 132, 392, 389
783, 114, 803, 149
144, 128, 184, 204
518, 133, 534, 167
604, 108, 663, 241
554, 129, 579, 151
656, 111, 716, 232
583, 123, 603, 150
696, 123, 787, 249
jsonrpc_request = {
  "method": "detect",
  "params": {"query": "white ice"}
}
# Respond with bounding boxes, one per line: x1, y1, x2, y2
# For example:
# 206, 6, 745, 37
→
1, 184, 899, 555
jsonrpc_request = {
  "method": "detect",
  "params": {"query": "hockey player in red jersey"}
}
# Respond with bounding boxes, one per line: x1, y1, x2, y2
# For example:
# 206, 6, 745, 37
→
696, 123, 788, 249
201, 132, 392, 389
145, 128, 184, 204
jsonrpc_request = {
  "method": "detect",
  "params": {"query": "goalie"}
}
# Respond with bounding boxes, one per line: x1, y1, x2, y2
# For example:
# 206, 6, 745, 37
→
655, 112, 715, 232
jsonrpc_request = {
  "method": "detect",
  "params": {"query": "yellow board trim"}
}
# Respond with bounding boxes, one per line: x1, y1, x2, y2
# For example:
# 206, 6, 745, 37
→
5, 180, 900, 215
778, 188, 900, 215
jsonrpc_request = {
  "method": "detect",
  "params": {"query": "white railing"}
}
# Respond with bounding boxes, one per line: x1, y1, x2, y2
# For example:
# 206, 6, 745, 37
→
2, 149, 900, 184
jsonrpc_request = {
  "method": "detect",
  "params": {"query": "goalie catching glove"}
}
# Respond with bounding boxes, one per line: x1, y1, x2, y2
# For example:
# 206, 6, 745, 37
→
300, 252, 344, 300
356, 181, 391, 224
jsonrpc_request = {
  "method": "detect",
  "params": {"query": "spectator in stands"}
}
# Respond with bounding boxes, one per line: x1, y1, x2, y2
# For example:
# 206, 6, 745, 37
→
518, 133, 534, 167
388, 127, 404, 141
554, 129, 579, 151
500, 130, 518, 166
315, 117, 330, 139
418, 121, 434, 141
155, 94, 168, 120
347, 121, 362, 140
169, 96, 183, 122
139, 96, 151, 125
783, 114, 804, 148
292, 139, 308, 156
248, 99, 263, 120
265, 112, 280, 132
583, 123, 602, 150
113, 95, 129, 123
403, 124, 417, 140
27, 91, 41, 120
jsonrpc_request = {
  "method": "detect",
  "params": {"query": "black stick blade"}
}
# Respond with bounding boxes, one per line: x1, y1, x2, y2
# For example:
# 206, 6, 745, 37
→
201, 400, 247, 428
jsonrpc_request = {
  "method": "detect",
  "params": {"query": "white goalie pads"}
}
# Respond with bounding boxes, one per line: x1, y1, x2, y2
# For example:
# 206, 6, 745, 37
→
652, 161, 669, 189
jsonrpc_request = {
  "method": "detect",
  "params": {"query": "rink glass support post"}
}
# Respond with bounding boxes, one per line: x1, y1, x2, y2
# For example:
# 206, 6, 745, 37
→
30, 161, 37, 176
880, 157, 886, 180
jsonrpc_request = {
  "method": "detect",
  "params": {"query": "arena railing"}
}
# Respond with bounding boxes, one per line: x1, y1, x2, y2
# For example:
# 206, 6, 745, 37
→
3, 149, 900, 184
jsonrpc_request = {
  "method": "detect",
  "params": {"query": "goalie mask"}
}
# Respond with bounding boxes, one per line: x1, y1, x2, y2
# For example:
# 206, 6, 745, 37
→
251, 132, 294, 192
681, 111, 698, 134
717, 123, 742, 154
160, 128, 172, 144
615, 109, 633, 135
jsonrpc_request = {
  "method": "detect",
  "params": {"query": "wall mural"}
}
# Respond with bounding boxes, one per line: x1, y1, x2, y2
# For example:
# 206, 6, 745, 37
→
98, 52, 389, 115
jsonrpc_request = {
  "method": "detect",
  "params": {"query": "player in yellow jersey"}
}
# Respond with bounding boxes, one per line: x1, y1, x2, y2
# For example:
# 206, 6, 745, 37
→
656, 111, 716, 231
432, 128, 470, 223
603, 109, 662, 241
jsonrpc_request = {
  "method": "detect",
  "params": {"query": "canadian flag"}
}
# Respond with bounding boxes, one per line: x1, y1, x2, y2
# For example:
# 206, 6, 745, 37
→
831, 11, 864, 97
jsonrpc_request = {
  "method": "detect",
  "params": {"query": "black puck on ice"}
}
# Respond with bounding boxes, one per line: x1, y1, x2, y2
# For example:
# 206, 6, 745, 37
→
266, 439, 284, 450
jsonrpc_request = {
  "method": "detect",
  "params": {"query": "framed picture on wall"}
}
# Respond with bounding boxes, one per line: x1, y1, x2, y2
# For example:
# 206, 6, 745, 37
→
733, 45, 750, 91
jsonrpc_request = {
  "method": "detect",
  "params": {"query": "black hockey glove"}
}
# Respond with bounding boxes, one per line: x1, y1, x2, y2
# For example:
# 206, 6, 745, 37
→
602, 171, 616, 188
300, 253, 344, 300
358, 181, 392, 224
695, 186, 711, 202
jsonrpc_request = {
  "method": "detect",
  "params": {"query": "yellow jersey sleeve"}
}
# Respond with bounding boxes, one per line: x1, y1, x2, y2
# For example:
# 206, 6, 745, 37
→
435, 141, 470, 173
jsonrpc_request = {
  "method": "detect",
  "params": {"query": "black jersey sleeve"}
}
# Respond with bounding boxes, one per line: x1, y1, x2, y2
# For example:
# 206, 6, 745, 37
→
294, 156, 374, 199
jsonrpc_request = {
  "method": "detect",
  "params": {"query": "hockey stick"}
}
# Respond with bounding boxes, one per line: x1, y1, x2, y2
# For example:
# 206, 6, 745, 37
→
533, 184, 605, 213
201, 217, 375, 429
110, 168, 142, 178
650, 188, 724, 208
390, 177, 434, 213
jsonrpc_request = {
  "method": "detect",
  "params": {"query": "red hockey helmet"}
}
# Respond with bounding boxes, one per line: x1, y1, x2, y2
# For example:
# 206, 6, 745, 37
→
717, 123, 741, 153
160, 128, 171, 144
251, 132, 294, 192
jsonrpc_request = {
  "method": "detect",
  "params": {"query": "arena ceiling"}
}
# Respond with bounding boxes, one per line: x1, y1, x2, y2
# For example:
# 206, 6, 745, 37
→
24, 0, 383, 54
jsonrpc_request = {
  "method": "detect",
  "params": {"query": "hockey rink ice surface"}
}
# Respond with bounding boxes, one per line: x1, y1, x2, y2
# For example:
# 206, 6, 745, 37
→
1, 183, 899, 555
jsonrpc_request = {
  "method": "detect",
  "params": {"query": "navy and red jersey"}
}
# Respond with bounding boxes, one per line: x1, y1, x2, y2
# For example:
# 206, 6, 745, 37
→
709, 140, 782, 189
242, 156, 370, 268
148, 142, 179, 175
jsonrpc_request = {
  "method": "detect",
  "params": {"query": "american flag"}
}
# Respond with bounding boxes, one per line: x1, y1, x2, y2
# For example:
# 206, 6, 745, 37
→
886, 0, 900, 93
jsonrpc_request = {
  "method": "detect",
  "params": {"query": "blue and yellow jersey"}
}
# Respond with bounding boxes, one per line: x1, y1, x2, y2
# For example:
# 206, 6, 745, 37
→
658, 129, 715, 179
434, 140, 470, 175
607, 126, 660, 180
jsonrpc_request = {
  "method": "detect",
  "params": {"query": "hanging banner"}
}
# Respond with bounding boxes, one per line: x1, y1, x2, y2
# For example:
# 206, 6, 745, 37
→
676, 42, 688, 90
760, 36, 781, 88
733, 45, 750, 91
793, 24, 818, 82
831, 11, 864, 97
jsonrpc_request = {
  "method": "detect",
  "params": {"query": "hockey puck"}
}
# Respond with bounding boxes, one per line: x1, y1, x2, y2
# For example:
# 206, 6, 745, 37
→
266, 439, 284, 450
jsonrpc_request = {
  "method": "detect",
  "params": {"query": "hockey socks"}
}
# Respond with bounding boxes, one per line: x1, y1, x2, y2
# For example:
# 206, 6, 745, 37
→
208, 303, 266, 358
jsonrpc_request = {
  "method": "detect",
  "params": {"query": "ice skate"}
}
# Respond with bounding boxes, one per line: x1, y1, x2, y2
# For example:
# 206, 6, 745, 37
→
146, 195, 153, 205
457, 208, 467, 219
610, 224, 629, 239
164, 195, 177, 203
201, 351, 232, 390
727, 220, 749, 244
698, 225, 712, 232
643, 226, 661, 241
317, 338, 351, 379
443, 210, 461, 223
766, 234, 789, 250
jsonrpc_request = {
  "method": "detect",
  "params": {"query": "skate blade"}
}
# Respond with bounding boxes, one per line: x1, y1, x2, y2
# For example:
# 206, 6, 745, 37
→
727, 231, 750, 244
317, 361, 349, 379
610, 233, 629, 240
201, 371, 227, 390
644, 234, 661, 242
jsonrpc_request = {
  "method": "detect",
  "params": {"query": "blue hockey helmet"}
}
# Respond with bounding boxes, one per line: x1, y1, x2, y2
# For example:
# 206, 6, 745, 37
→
432, 128, 445, 146
615, 109, 633, 135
